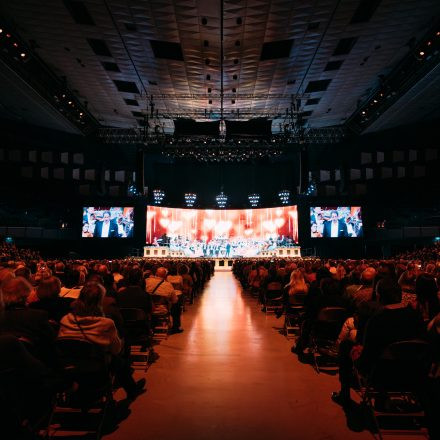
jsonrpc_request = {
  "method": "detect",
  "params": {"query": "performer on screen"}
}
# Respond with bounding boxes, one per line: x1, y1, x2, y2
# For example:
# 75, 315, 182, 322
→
322, 210, 348, 238
93, 211, 119, 238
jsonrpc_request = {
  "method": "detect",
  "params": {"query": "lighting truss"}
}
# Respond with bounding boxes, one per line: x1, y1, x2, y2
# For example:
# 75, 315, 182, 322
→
215, 192, 228, 208
248, 193, 260, 207
153, 189, 165, 205
278, 189, 291, 205
184, 193, 197, 207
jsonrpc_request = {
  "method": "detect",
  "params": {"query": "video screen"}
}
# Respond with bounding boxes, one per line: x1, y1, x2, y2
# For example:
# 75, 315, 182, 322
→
82, 207, 134, 238
146, 206, 298, 257
310, 206, 362, 238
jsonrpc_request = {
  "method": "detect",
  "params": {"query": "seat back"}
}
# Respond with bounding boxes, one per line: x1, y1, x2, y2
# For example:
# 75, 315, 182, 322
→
119, 308, 150, 343
120, 307, 147, 323
313, 307, 348, 341
370, 339, 432, 390
265, 289, 284, 301
152, 294, 169, 313
56, 339, 109, 378
56, 339, 111, 406
288, 292, 307, 306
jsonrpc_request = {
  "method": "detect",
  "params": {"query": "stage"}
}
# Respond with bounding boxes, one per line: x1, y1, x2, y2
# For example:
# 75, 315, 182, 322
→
143, 245, 301, 260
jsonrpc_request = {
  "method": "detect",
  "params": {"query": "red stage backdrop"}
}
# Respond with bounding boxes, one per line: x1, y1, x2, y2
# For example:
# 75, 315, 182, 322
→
146, 206, 298, 245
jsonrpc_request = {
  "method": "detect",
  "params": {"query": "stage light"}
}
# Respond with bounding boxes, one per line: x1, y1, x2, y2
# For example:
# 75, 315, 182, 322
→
184, 192, 197, 207
278, 189, 290, 205
215, 191, 228, 208
153, 189, 165, 205
20, 53, 26, 58
248, 193, 260, 207
305, 179, 317, 196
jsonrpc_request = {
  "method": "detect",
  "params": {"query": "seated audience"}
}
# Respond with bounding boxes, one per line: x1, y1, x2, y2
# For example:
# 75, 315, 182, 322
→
146, 267, 181, 333
0, 277, 56, 365
30, 275, 74, 323
58, 281, 145, 399
332, 278, 426, 407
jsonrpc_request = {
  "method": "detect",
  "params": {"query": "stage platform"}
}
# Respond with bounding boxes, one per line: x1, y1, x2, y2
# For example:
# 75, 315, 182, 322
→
143, 245, 301, 259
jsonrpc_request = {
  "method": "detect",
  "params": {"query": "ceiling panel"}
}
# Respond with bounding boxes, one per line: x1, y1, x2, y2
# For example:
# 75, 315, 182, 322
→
0, 0, 439, 132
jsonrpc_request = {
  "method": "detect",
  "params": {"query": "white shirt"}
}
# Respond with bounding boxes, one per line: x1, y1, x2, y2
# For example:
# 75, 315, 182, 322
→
101, 221, 110, 238
331, 221, 339, 238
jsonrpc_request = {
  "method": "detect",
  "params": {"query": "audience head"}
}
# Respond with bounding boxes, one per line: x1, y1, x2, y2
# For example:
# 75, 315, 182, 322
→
36, 276, 62, 300
14, 266, 31, 281
156, 267, 168, 280
168, 266, 178, 276
320, 278, 340, 296
415, 273, 440, 319
127, 268, 143, 286
0, 268, 15, 286
55, 262, 65, 273
64, 269, 82, 288
74, 282, 105, 317
376, 278, 402, 305
178, 264, 189, 275
1, 277, 33, 307
360, 267, 376, 285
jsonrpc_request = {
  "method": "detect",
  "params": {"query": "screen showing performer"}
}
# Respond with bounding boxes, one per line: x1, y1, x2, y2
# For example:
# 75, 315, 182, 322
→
82, 207, 134, 238
310, 206, 362, 238
146, 206, 298, 257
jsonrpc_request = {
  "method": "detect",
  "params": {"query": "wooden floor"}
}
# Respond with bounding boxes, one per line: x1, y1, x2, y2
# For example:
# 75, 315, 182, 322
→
106, 272, 415, 440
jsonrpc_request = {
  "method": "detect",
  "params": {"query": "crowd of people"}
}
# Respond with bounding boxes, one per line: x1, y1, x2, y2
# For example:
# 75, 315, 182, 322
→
233, 254, 440, 439
0, 247, 214, 438
1, 241, 440, 438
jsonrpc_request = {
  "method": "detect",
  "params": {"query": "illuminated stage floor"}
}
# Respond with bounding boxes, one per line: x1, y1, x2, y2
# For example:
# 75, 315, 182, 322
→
108, 273, 409, 440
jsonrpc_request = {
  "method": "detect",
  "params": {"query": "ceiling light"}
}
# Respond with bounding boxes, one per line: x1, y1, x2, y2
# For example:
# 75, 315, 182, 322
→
215, 192, 227, 208
153, 189, 165, 205
248, 193, 260, 207
278, 189, 290, 205
184, 193, 197, 207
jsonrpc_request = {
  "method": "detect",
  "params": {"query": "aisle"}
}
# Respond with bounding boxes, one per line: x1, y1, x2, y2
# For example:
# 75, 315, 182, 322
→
107, 272, 371, 440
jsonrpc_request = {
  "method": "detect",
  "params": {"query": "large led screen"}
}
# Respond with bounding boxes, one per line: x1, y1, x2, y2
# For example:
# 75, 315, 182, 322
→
146, 206, 298, 257
310, 206, 362, 238
82, 207, 134, 238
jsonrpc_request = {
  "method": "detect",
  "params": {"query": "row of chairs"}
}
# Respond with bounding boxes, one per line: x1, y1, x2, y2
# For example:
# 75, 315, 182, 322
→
240, 279, 433, 439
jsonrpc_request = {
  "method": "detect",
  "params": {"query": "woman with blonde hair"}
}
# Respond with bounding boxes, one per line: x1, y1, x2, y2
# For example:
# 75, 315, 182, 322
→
287, 269, 309, 296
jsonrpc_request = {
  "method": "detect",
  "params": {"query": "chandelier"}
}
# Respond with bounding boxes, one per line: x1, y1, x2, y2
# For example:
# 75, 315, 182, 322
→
215, 192, 228, 208
153, 189, 165, 205
248, 193, 260, 207
184, 193, 197, 207
278, 189, 290, 205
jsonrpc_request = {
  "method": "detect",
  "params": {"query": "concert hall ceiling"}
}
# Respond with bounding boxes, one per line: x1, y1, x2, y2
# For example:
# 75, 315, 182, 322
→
0, 0, 439, 134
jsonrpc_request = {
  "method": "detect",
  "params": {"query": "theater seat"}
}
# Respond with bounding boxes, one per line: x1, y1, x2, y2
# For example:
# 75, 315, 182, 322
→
310, 307, 348, 373
355, 339, 431, 440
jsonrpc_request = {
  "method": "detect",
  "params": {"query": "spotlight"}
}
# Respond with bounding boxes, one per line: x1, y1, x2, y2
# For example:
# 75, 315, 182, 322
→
184, 192, 197, 207
278, 189, 290, 205
248, 193, 260, 207
419, 51, 425, 56
215, 191, 227, 208
20, 53, 26, 58
153, 189, 165, 205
